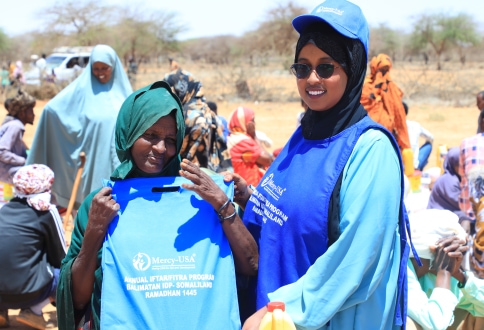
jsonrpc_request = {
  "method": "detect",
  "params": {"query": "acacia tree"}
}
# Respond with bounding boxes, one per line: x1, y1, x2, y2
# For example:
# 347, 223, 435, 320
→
243, 1, 306, 60
411, 12, 480, 70
110, 6, 184, 67
40, 0, 112, 46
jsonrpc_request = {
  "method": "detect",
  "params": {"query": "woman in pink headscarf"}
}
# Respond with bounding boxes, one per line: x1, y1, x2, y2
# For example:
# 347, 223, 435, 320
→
0, 164, 66, 329
227, 106, 273, 186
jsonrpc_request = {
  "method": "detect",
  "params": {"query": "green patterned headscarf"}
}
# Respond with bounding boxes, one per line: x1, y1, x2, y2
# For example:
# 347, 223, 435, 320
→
111, 81, 185, 180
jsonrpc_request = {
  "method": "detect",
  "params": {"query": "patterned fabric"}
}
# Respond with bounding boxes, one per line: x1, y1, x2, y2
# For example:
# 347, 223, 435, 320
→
8, 89, 35, 117
459, 134, 484, 219
361, 53, 410, 150
164, 69, 230, 172
164, 68, 204, 106
459, 134, 484, 278
13, 164, 54, 211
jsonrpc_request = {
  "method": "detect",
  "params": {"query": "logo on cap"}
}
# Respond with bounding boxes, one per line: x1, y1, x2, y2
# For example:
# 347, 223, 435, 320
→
315, 6, 344, 16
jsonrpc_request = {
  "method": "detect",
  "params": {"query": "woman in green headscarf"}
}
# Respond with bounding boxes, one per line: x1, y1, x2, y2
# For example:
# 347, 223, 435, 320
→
56, 81, 258, 329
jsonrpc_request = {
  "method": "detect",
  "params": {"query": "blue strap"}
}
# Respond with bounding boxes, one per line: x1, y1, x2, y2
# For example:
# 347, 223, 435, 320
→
362, 120, 422, 328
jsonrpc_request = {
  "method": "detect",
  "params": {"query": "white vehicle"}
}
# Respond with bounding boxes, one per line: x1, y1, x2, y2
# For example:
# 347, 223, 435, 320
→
25, 48, 91, 85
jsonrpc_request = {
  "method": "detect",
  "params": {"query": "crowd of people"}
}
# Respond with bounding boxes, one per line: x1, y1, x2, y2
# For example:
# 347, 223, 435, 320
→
0, 0, 483, 329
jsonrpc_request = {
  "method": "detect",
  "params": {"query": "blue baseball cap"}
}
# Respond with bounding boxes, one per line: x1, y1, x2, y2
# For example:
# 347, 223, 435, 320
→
292, 0, 369, 58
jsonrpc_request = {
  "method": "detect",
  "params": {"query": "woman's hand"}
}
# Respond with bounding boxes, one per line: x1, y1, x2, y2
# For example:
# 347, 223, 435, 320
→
222, 171, 252, 210
87, 187, 120, 234
180, 159, 259, 275
179, 159, 227, 209
72, 187, 119, 310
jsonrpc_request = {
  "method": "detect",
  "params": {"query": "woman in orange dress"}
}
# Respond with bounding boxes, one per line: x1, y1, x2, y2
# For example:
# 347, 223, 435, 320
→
227, 106, 273, 186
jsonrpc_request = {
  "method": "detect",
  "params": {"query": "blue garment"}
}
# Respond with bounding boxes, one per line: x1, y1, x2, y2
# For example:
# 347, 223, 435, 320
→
26, 45, 132, 208
219, 115, 229, 142
417, 142, 432, 171
101, 176, 241, 329
244, 116, 412, 329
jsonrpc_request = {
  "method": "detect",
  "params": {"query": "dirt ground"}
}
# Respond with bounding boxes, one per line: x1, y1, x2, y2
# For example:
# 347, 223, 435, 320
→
0, 83, 480, 329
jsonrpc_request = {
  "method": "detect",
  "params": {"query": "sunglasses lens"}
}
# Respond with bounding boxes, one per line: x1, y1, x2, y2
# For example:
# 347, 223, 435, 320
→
291, 64, 311, 79
316, 64, 334, 79
291, 63, 335, 79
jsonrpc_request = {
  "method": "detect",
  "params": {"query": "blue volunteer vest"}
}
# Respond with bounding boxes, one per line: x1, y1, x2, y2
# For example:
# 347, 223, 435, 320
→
101, 176, 241, 330
243, 115, 418, 327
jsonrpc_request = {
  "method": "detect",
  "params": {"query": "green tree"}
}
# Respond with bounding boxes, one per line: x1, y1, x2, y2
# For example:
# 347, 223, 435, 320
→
40, 0, 112, 46
410, 12, 480, 70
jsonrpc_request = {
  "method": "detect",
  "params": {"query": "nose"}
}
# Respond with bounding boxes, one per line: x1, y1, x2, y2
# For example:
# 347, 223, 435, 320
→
153, 139, 166, 153
307, 69, 321, 84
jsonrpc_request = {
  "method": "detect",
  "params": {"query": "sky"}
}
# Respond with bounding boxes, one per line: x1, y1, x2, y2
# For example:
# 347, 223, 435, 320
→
0, 0, 482, 40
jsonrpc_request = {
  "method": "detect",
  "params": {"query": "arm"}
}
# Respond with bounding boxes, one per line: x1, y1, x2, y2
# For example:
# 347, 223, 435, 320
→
70, 187, 119, 310
407, 260, 459, 330
254, 130, 401, 328
0, 125, 26, 165
180, 159, 258, 276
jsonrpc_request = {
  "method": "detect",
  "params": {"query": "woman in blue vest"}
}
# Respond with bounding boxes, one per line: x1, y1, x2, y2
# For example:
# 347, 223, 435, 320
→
56, 81, 258, 329
199, 1, 411, 329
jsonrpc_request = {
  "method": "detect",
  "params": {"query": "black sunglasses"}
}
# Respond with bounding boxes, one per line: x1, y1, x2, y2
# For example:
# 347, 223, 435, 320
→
290, 63, 339, 79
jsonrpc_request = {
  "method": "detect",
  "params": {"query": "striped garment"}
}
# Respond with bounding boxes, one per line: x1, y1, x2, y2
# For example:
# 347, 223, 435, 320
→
458, 133, 484, 219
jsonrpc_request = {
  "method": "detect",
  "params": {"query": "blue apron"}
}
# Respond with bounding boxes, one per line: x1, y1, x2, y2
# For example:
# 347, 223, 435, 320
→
100, 176, 241, 329
244, 116, 419, 327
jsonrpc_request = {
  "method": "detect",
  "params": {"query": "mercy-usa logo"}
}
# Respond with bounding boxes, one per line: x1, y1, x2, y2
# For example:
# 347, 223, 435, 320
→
133, 252, 151, 271
260, 173, 286, 201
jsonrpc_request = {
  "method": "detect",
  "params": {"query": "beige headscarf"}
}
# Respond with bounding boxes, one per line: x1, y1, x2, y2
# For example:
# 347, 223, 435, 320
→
409, 209, 466, 260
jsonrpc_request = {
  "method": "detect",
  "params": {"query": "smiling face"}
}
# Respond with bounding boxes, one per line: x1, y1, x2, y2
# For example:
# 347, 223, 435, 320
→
296, 43, 347, 112
131, 114, 177, 174
92, 61, 113, 84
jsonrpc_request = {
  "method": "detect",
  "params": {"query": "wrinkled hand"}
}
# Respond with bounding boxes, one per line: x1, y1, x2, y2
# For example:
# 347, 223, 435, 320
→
222, 171, 251, 209
430, 236, 468, 275
87, 187, 120, 232
179, 159, 227, 208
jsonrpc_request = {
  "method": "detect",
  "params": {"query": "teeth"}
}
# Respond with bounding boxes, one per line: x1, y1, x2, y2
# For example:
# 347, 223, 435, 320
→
308, 90, 324, 96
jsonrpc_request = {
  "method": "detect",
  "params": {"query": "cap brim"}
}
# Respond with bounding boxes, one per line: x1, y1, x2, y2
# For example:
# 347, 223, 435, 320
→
292, 14, 356, 41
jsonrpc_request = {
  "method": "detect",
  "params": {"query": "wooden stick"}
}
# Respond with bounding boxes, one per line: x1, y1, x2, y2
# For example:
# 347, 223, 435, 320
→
63, 152, 86, 232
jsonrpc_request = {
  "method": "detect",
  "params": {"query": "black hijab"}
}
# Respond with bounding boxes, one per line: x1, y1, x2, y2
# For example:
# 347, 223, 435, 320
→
296, 22, 368, 140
